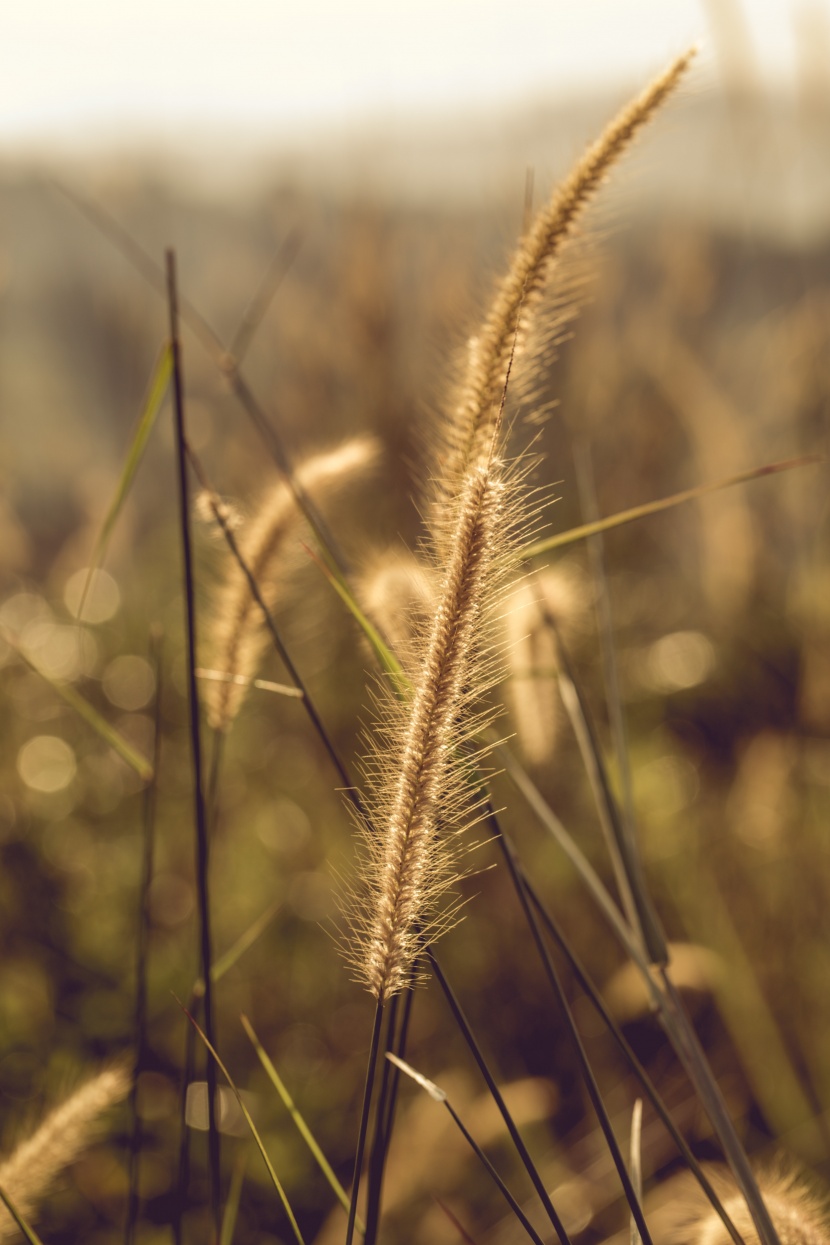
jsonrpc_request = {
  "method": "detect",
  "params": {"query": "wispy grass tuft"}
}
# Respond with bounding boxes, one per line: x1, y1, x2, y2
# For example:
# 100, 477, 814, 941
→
204, 436, 378, 732
433, 48, 695, 517
0, 1066, 130, 1243
347, 405, 525, 1005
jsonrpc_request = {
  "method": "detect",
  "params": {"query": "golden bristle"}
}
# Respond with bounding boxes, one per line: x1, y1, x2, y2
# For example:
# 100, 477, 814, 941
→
434, 48, 695, 514
205, 436, 378, 731
505, 563, 586, 767
352, 456, 512, 1003
0, 1065, 130, 1241
658, 1165, 828, 1245
358, 549, 436, 674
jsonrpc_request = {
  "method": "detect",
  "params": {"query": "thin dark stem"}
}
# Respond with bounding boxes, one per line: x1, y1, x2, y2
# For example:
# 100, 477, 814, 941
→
173, 997, 198, 1245
229, 227, 303, 365
502, 746, 776, 1245
185, 442, 367, 821
57, 184, 346, 576
222, 367, 348, 573
492, 823, 654, 1245
658, 971, 779, 1245
546, 631, 666, 967
574, 441, 637, 836
524, 884, 744, 1245
346, 1001, 384, 1245
166, 249, 221, 1241
206, 728, 225, 833
442, 1098, 546, 1245
427, 951, 572, 1245
363, 997, 400, 1245
381, 977, 416, 1147
125, 628, 164, 1245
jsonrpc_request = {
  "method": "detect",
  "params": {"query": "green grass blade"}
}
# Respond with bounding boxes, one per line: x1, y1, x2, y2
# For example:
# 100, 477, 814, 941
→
0, 1184, 48, 1245
2, 631, 152, 782
211, 900, 282, 986
77, 343, 173, 622
241, 1014, 356, 1223
522, 454, 823, 560
219, 1153, 248, 1245
183, 1006, 306, 1245
303, 544, 407, 690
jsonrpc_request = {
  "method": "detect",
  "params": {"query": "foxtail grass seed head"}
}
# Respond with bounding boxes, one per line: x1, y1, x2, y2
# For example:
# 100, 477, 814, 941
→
358, 549, 437, 674
661, 1166, 828, 1245
351, 461, 511, 1002
505, 564, 586, 767
432, 48, 695, 525
349, 394, 538, 1002
347, 53, 694, 1003
0, 1064, 130, 1242
205, 436, 378, 731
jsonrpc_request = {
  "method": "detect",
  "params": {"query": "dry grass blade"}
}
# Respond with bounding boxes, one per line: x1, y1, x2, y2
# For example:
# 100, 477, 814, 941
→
521, 454, 823, 559
0, 1185, 47, 1245
219, 1154, 248, 1245
182, 1006, 306, 1245
77, 343, 172, 626
1, 629, 153, 782
630, 1099, 644, 1245
240, 1014, 356, 1222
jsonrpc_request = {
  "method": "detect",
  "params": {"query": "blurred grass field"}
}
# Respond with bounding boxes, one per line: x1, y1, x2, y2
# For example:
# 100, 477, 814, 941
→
0, 69, 829, 1245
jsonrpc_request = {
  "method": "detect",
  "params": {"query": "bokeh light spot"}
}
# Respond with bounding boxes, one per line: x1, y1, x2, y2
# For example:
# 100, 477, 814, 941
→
17, 735, 77, 793
64, 568, 120, 623
646, 630, 715, 692
103, 655, 155, 710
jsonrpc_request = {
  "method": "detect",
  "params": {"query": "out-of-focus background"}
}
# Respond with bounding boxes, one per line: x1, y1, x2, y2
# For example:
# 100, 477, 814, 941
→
1, 3, 830, 1243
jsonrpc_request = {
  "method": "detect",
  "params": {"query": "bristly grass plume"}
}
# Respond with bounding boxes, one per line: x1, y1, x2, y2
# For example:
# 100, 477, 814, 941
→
204, 436, 378, 731
346, 48, 695, 1008
0, 1065, 130, 1243
433, 48, 695, 523
660, 1166, 829, 1245
348, 399, 532, 1005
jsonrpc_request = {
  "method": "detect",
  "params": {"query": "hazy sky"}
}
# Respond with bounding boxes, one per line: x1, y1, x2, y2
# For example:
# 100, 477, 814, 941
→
1, 0, 826, 153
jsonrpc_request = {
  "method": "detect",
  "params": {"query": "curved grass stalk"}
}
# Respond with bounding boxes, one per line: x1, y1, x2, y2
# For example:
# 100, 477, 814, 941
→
434, 49, 695, 514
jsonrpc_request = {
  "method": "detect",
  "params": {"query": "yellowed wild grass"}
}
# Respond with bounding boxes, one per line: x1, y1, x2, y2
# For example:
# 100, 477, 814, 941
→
433, 48, 695, 522
349, 50, 695, 1006
0, 1065, 129, 1242
505, 563, 585, 767
351, 441, 522, 1003
205, 436, 378, 731
358, 549, 436, 675
658, 1166, 828, 1245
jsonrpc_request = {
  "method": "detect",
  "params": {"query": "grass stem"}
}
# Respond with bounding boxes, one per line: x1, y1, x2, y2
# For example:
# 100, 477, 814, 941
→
125, 628, 163, 1245
427, 950, 573, 1245
166, 249, 221, 1241
346, 1002, 384, 1245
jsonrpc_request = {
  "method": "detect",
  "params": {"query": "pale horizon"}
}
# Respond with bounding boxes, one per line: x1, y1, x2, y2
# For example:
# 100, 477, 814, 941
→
2, 0, 827, 162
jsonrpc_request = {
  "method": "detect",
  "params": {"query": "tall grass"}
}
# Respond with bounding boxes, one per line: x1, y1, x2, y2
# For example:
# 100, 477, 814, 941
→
0, 41, 828, 1245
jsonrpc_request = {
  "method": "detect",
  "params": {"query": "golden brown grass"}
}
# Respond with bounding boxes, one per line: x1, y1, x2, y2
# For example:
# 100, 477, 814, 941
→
350, 451, 514, 1003
0, 1065, 129, 1242
433, 48, 695, 524
504, 563, 585, 767
204, 436, 378, 731
658, 1166, 829, 1245
348, 48, 697, 1008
